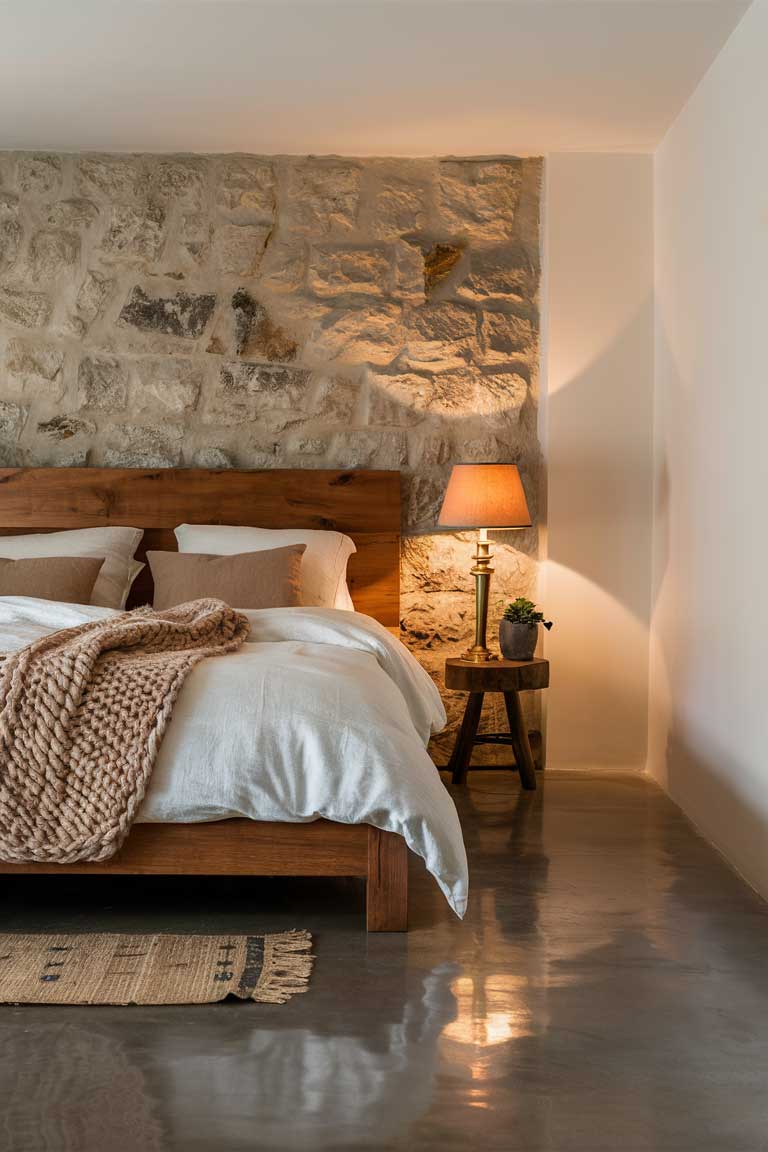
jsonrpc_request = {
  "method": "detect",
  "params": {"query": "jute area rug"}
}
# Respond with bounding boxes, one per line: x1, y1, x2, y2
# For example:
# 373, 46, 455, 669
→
0, 930, 313, 1005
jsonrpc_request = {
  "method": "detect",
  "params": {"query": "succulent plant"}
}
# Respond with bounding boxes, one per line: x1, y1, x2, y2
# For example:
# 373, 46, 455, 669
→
502, 597, 553, 630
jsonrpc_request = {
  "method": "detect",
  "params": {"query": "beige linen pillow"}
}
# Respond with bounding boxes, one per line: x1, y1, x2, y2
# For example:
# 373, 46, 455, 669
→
0, 556, 105, 604
174, 524, 356, 610
0, 526, 144, 608
148, 546, 306, 611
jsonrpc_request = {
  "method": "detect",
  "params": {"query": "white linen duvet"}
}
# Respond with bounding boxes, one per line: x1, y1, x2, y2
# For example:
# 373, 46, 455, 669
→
0, 597, 468, 916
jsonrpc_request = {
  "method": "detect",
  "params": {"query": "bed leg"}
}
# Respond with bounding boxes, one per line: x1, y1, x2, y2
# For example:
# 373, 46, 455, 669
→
366, 827, 408, 932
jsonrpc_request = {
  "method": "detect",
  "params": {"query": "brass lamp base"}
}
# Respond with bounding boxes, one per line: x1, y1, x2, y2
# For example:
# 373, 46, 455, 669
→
461, 644, 498, 663
463, 528, 498, 663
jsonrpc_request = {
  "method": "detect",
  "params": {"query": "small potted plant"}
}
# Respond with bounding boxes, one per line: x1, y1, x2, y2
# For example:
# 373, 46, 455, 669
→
499, 598, 553, 661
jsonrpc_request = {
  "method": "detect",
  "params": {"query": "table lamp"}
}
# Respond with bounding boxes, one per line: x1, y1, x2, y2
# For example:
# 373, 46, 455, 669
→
438, 463, 532, 662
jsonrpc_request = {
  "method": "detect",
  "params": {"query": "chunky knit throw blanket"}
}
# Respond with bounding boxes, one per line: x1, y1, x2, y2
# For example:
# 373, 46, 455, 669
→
0, 598, 249, 864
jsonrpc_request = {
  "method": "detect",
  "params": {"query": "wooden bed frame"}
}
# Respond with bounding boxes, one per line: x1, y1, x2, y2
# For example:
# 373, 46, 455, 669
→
0, 467, 409, 931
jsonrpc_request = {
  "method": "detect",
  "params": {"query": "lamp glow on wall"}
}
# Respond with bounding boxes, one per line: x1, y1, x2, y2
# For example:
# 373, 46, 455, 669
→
438, 463, 532, 662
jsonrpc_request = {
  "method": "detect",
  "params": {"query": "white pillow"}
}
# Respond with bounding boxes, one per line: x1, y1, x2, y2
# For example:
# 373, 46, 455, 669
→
174, 524, 356, 610
0, 527, 144, 609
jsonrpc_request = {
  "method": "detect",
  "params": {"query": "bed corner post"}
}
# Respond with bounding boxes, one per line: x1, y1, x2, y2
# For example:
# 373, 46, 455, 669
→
366, 827, 408, 931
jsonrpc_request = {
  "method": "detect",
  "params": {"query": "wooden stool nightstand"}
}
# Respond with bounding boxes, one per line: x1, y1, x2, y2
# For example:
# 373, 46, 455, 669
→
445, 657, 550, 789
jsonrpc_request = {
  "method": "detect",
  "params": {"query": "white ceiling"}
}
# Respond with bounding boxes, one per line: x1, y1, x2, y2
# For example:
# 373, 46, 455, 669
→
0, 0, 750, 156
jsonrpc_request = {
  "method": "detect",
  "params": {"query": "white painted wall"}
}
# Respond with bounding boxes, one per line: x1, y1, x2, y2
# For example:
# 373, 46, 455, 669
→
650, 0, 768, 893
542, 154, 654, 770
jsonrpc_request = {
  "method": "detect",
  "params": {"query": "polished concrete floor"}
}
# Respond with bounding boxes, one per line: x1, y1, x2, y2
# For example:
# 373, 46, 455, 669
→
2, 770, 768, 1151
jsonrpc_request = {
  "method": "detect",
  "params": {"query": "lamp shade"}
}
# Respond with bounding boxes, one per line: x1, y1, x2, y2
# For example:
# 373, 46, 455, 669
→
437, 463, 531, 529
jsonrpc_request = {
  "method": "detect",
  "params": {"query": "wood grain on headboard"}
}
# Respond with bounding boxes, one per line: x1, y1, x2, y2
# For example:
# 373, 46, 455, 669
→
0, 468, 401, 626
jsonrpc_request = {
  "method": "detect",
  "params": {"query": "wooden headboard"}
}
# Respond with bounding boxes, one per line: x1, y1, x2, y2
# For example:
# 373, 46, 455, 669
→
0, 468, 401, 627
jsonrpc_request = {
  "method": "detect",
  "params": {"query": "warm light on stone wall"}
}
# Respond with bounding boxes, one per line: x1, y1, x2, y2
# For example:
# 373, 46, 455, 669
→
0, 151, 541, 757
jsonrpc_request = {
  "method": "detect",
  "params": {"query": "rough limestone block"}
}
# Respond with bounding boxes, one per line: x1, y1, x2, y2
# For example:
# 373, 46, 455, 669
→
0, 194, 22, 274
282, 161, 361, 235
480, 310, 537, 362
400, 596, 472, 651
457, 245, 536, 303
240, 438, 284, 468
404, 302, 479, 368
285, 434, 327, 457
119, 286, 217, 340
0, 443, 21, 466
0, 287, 51, 329
311, 375, 359, 422
515, 157, 544, 259
45, 198, 100, 233
37, 415, 96, 442
405, 470, 453, 531
104, 423, 183, 468
65, 270, 113, 336
367, 178, 429, 239
211, 223, 270, 276
367, 370, 435, 416
308, 245, 390, 298
151, 158, 207, 211
308, 304, 404, 365
16, 154, 62, 198
27, 229, 80, 283
402, 533, 475, 597
132, 358, 202, 415
101, 204, 166, 262
171, 212, 212, 271
438, 159, 522, 242
253, 293, 328, 345
218, 362, 312, 411
199, 395, 250, 428
331, 429, 407, 470
192, 446, 235, 469
258, 237, 307, 294
77, 355, 128, 410
45, 449, 91, 467
430, 366, 483, 417
239, 296, 298, 362
214, 157, 275, 220
364, 386, 411, 428
410, 431, 452, 468
75, 155, 149, 203
308, 242, 423, 304
394, 240, 426, 303
459, 433, 506, 463
0, 400, 27, 440
206, 289, 297, 361
5, 339, 65, 399
472, 371, 530, 418
384, 366, 529, 419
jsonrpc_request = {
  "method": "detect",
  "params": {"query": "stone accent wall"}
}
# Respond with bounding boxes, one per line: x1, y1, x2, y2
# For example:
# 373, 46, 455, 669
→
0, 151, 541, 758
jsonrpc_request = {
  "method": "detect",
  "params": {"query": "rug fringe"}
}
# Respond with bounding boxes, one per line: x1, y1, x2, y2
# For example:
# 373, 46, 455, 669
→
252, 930, 315, 1004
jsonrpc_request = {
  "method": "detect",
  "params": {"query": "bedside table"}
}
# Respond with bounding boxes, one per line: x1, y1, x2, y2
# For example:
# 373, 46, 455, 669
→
445, 657, 550, 790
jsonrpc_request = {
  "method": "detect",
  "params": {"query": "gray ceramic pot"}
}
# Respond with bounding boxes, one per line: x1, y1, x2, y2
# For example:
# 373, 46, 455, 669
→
499, 619, 538, 661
